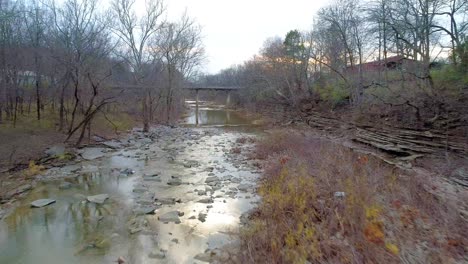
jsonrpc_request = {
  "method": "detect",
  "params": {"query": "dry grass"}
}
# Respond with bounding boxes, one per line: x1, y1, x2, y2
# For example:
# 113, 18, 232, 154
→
241, 130, 467, 263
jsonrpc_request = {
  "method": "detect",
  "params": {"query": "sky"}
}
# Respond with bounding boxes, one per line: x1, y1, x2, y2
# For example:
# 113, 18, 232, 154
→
161, 0, 329, 73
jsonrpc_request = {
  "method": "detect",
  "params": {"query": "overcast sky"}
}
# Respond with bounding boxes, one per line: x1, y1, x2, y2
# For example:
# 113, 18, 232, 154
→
161, 0, 329, 73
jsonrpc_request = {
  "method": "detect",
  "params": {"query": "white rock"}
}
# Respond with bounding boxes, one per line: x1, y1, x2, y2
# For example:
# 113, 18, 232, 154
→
31, 199, 56, 208
87, 194, 109, 204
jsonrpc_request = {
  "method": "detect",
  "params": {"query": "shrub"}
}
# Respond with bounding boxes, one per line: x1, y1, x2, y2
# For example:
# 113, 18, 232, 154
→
241, 130, 467, 263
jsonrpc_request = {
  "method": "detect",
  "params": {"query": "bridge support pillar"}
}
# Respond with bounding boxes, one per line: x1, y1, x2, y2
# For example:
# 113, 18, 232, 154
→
226, 91, 231, 107
195, 89, 199, 125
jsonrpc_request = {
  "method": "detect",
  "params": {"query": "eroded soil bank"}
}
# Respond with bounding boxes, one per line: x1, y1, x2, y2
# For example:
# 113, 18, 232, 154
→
0, 104, 262, 263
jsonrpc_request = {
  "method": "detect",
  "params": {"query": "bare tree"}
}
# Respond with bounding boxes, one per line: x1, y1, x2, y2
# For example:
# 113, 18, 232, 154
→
154, 12, 205, 123
317, 0, 369, 104
23, 0, 48, 121
111, 0, 165, 132
431, 0, 468, 67
50, 0, 115, 144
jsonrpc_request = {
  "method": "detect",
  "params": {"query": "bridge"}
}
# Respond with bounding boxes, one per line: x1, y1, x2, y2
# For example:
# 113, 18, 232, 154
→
108, 84, 242, 107
183, 86, 242, 107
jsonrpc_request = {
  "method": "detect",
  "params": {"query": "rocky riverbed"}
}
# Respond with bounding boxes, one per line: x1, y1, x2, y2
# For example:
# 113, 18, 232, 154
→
0, 124, 261, 263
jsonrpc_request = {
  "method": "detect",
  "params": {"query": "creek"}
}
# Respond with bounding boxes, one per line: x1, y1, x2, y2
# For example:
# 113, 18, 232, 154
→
0, 101, 261, 263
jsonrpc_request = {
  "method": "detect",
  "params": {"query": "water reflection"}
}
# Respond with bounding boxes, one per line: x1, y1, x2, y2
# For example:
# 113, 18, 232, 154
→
185, 100, 249, 126
0, 169, 137, 264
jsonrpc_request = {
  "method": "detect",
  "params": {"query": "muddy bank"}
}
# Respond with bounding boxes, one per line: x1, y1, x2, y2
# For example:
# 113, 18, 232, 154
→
0, 124, 261, 263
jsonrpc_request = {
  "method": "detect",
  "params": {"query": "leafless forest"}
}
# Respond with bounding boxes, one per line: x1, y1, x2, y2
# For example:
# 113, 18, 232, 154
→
0, 0, 204, 145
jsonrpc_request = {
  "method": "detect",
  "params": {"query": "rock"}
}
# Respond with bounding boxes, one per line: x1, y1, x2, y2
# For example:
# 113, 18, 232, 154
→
59, 182, 72, 189
102, 141, 121, 149
129, 227, 142, 234
148, 251, 166, 259
198, 197, 214, 204
136, 199, 154, 206
238, 183, 251, 192
87, 194, 109, 204
133, 188, 148, 194
45, 145, 65, 157
183, 160, 199, 168
205, 167, 214, 172
240, 210, 254, 225
205, 176, 219, 184
334, 192, 345, 198
134, 206, 157, 215
171, 238, 179, 243
31, 199, 56, 208
230, 178, 241, 183
60, 164, 81, 174
158, 211, 181, 223
189, 215, 196, 219
197, 190, 207, 196
156, 198, 175, 205
167, 178, 182, 186
198, 212, 207, 222
121, 168, 135, 175
143, 176, 161, 182
194, 252, 212, 262
79, 148, 106, 160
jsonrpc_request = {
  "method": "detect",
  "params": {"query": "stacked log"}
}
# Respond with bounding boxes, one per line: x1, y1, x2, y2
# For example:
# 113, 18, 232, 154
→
299, 108, 468, 157
355, 126, 467, 156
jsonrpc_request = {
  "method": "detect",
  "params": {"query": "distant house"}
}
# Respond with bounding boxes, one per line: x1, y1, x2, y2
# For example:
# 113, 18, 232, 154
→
346, 55, 420, 74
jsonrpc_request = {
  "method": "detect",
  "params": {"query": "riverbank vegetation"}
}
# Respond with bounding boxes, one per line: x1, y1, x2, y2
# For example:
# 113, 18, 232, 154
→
0, 0, 204, 148
242, 130, 467, 263
0, 0, 205, 172
200, 0, 467, 135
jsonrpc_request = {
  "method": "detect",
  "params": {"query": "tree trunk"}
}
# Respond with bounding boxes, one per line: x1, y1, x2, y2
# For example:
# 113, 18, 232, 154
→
13, 95, 18, 128
59, 84, 66, 131
142, 93, 149, 132
68, 79, 80, 134
36, 79, 41, 120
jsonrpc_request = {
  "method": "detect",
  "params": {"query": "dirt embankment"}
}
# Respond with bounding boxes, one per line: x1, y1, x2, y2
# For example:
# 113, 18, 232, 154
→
0, 128, 66, 172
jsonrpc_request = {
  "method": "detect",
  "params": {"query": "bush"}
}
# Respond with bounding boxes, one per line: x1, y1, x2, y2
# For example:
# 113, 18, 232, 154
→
241, 130, 467, 263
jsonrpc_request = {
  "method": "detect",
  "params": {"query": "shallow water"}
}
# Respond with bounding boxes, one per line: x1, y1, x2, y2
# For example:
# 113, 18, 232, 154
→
184, 101, 250, 127
0, 102, 260, 263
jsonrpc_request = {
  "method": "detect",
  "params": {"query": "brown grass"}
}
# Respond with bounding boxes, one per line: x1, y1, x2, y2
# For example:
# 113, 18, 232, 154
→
241, 130, 467, 263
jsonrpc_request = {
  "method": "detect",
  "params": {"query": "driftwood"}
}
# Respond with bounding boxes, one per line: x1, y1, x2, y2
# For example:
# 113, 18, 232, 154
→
299, 109, 468, 157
